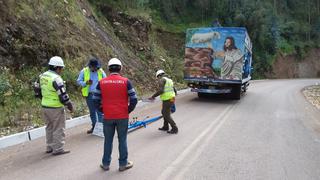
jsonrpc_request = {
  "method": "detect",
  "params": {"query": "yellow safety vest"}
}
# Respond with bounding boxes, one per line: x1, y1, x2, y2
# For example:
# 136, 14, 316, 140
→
160, 77, 175, 101
40, 71, 64, 108
81, 67, 104, 97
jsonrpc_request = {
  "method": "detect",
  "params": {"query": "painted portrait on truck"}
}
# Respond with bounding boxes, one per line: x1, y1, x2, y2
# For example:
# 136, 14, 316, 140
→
214, 36, 243, 80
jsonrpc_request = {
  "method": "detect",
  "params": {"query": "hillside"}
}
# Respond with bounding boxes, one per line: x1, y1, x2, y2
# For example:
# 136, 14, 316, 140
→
0, 0, 184, 135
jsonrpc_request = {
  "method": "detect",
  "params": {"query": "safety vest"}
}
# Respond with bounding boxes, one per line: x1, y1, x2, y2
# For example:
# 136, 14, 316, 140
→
160, 77, 175, 101
81, 67, 104, 97
100, 74, 129, 120
40, 71, 64, 108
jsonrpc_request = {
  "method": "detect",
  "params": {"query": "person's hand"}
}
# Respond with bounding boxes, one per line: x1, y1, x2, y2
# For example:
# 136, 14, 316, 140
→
148, 97, 155, 101
67, 103, 74, 113
86, 80, 93, 85
99, 105, 103, 112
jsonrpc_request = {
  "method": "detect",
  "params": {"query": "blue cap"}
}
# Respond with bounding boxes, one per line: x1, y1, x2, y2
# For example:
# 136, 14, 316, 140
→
88, 58, 101, 68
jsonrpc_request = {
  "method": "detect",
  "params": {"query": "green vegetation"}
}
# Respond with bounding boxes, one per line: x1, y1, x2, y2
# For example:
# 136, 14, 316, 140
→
95, 0, 320, 78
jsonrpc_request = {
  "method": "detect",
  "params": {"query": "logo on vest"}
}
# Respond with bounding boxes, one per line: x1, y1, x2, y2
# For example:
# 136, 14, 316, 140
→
102, 80, 125, 84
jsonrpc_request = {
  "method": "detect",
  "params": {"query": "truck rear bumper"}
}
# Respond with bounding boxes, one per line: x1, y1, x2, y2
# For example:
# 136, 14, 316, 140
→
191, 88, 232, 94
184, 77, 242, 84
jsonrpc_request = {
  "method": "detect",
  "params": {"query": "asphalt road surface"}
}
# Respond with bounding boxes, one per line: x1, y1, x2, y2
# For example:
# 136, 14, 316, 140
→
1, 79, 320, 180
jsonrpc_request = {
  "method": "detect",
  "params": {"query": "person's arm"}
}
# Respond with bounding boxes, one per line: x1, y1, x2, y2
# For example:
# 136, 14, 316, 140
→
92, 83, 102, 112
33, 75, 42, 98
53, 77, 73, 112
76, 69, 87, 87
151, 78, 166, 98
174, 87, 177, 95
214, 51, 225, 58
101, 69, 107, 78
127, 80, 138, 113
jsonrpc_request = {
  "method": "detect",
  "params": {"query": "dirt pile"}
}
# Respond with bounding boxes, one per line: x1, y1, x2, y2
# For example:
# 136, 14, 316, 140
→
303, 85, 320, 110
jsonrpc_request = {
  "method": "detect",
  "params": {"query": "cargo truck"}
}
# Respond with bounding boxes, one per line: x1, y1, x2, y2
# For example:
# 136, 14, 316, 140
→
184, 27, 252, 99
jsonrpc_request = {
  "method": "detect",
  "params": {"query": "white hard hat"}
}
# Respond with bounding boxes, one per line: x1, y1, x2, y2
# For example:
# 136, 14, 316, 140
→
108, 58, 122, 67
48, 56, 65, 67
156, 69, 165, 77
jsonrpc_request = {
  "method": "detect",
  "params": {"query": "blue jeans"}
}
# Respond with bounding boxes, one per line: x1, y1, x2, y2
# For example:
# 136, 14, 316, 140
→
102, 119, 129, 166
86, 93, 103, 127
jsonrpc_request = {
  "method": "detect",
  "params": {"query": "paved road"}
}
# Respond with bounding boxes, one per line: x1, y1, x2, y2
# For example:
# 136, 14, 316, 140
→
1, 79, 320, 180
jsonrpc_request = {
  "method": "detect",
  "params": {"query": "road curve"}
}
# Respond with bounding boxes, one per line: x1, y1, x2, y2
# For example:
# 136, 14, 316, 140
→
1, 79, 320, 180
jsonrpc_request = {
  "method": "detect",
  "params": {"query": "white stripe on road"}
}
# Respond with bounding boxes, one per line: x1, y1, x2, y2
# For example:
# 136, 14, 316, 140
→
157, 103, 237, 180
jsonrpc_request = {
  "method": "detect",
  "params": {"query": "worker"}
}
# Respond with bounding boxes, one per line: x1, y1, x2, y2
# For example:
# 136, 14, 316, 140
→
93, 58, 137, 171
149, 70, 178, 134
39, 56, 74, 155
77, 58, 106, 134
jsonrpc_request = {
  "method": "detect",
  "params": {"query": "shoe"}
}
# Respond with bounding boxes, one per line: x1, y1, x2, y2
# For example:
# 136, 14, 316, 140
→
87, 127, 94, 134
100, 164, 110, 171
167, 127, 178, 134
119, 161, 133, 171
158, 127, 169, 131
52, 150, 70, 155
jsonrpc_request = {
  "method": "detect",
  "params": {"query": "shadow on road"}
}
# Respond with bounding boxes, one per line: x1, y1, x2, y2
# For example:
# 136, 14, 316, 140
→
190, 93, 244, 104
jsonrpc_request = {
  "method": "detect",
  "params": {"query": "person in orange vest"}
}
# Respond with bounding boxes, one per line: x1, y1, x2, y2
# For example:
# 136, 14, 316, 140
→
77, 58, 106, 134
93, 58, 137, 172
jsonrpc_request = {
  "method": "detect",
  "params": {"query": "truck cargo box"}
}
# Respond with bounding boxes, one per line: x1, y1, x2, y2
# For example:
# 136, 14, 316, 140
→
184, 27, 252, 99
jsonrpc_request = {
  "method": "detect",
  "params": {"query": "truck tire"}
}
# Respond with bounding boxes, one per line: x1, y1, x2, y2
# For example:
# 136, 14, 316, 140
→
243, 83, 248, 92
231, 84, 241, 100
198, 92, 206, 98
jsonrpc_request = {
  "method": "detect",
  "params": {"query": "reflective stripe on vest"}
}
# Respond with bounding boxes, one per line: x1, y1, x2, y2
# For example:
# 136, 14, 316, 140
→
40, 71, 64, 108
81, 67, 104, 97
160, 77, 175, 101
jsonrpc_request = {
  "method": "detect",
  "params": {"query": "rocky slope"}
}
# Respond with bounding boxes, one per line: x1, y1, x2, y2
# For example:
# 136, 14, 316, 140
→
0, 0, 184, 135
271, 48, 320, 78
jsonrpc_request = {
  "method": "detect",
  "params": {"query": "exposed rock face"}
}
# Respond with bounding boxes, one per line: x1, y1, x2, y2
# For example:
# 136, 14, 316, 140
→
271, 48, 320, 78
99, 4, 151, 53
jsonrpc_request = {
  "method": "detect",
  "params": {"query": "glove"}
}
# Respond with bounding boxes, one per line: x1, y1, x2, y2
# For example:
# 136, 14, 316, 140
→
67, 102, 74, 113
86, 80, 93, 85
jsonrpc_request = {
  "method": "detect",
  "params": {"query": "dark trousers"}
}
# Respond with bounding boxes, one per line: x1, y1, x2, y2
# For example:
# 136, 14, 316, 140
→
102, 119, 129, 166
161, 100, 177, 129
86, 93, 103, 127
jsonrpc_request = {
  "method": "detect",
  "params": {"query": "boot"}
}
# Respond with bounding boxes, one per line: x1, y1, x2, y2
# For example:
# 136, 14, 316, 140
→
167, 126, 178, 134
87, 126, 94, 134
158, 126, 169, 131
52, 149, 70, 156
119, 161, 134, 171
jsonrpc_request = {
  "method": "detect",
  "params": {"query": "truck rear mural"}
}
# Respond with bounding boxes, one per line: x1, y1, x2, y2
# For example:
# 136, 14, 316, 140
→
184, 27, 252, 99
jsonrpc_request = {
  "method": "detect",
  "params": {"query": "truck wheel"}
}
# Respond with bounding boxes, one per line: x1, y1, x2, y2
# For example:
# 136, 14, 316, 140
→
231, 84, 241, 100
198, 92, 206, 98
243, 83, 248, 92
